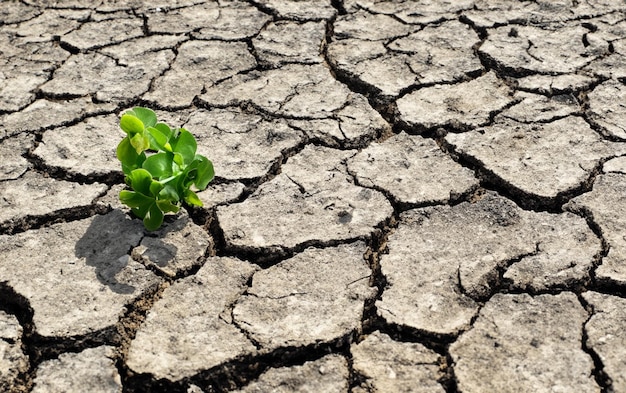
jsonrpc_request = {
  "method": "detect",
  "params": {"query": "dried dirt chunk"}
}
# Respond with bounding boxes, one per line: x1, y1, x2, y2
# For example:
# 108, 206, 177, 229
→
233, 242, 375, 349
144, 41, 256, 108
566, 173, 626, 284
0, 133, 33, 181
0, 171, 107, 224
126, 257, 258, 381
479, 24, 609, 75
377, 192, 599, 335
250, 0, 336, 20
0, 311, 28, 393
351, 331, 444, 393
496, 92, 580, 123
450, 293, 598, 393
182, 108, 303, 181
33, 114, 122, 178
397, 72, 513, 131
5, 9, 87, 43
344, 0, 474, 24
515, 73, 597, 95
32, 346, 121, 393
347, 132, 478, 206
0, 97, 116, 138
40, 50, 173, 103
148, 1, 270, 39
583, 291, 626, 393
132, 213, 211, 277
0, 210, 159, 338
329, 19, 481, 98
60, 17, 144, 51
200, 64, 387, 146
196, 182, 245, 209
587, 80, 626, 140
233, 355, 349, 392
217, 145, 393, 253
446, 116, 625, 200
200, 64, 349, 118
253, 20, 326, 67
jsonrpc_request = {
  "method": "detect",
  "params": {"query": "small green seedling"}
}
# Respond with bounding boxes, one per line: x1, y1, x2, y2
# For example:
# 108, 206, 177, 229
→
116, 107, 214, 231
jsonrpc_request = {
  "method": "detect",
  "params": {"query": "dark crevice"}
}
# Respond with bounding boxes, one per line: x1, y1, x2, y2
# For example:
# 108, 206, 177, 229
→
578, 295, 614, 393
0, 203, 109, 236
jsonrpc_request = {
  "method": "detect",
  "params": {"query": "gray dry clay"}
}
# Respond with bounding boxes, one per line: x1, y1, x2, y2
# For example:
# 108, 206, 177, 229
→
1, 1, 626, 393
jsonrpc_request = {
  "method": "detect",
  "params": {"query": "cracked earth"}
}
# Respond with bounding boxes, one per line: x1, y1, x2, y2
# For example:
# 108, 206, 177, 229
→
1, 0, 626, 392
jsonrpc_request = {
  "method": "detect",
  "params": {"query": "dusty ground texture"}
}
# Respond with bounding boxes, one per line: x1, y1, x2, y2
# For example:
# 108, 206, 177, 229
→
1, 0, 626, 392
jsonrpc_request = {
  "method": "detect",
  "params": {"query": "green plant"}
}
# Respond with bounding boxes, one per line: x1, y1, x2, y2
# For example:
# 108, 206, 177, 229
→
116, 107, 214, 231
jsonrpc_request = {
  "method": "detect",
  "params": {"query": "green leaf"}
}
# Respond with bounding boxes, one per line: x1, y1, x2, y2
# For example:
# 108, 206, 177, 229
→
142, 152, 174, 179
154, 123, 173, 140
149, 179, 164, 197
116, 137, 145, 175
191, 155, 214, 190
156, 199, 180, 214
147, 125, 171, 151
130, 132, 150, 154
171, 128, 197, 166
127, 169, 154, 196
119, 190, 152, 219
120, 114, 144, 135
128, 107, 157, 128
159, 184, 180, 202
119, 190, 152, 209
183, 189, 203, 207
144, 203, 164, 231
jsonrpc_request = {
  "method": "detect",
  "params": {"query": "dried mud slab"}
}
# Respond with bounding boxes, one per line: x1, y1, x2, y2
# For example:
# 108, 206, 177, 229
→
515, 74, 597, 95
587, 80, 626, 140
250, 0, 336, 20
144, 41, 256, 109
252, 20, 326, 67
0, 210, 158, 338
495, 92, 580, 123
397, 71, 514, 131
39, 50, 174, 103
196, 182, 246, 209
232, 242, 375, 349
350, 331, 444, 393
60, 17, 144, 51
0, 311, 28, 393
377, 192, 599, 335
147, 1, 271, 39
445, 116, 626, 201
182, 108, 303, 181
566, 172, 626, 285
217, 145, 393, 254
126, 257, 257, 381
0, 172, 107, 225
131, 213, 211, 278
343, 0, 474, 24
0, 133, 34, 181
232, 355, 349, 392
33, 114, 122, 178
0, 97, 116, 138
450, 293, 598, 393
479, 24, 609, 75
31, 346, 122, 393
200, 64, 389, 147
328, 18, 481, 98
583, 291, 626, 392
347, 132, 478, 206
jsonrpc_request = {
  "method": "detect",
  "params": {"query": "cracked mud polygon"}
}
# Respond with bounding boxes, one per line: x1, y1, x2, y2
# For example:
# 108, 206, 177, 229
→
1, 1, 626, 392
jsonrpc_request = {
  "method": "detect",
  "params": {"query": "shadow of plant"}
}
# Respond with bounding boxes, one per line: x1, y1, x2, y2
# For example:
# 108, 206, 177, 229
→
74, 210, 147, 294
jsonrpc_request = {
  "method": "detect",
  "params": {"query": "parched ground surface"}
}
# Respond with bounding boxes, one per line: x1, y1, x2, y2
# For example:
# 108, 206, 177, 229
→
1, 1, 626, 392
